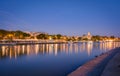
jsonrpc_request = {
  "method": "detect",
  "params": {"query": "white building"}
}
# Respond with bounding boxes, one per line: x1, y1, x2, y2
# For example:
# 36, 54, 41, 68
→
82, 32, 92, 40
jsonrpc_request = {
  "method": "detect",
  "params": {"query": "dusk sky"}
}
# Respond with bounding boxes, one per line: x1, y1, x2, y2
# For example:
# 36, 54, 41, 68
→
0, 0, 120, 36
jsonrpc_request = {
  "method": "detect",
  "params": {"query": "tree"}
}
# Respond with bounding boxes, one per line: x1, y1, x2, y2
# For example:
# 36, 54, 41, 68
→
49, 35, 57, 40
110, 36, 115, 39
56, 34, 62, 39
23, 33, 30, 37
82, 38, 88, 41
36, 34, 49, 39
91, 35, 101, 41
78, 37, 82, 41
0, 29, 8, 38
13, 30, 30, 39
71, 36, 76, 41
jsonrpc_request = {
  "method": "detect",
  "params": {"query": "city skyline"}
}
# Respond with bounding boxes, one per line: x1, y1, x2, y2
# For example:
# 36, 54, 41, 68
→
0, 0, 120, 36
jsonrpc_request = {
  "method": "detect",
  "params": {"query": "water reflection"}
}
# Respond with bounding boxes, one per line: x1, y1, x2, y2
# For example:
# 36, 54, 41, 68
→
0, 42, 120, 59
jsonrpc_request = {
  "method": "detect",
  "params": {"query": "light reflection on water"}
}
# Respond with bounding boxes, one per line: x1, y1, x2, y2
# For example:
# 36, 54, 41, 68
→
0, 42, 120, 76
0, 42, 120, 59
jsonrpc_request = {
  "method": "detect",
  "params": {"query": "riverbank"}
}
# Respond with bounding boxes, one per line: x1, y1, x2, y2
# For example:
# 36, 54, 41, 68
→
0, 42, 68, 46
101, 48, 120, 76
68, 47, 120, 76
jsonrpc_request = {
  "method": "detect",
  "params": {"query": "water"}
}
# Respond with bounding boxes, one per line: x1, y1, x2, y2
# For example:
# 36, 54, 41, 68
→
0, 42, 120, 76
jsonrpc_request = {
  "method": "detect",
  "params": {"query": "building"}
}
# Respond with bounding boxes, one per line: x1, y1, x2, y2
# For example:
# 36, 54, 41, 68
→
82, 32, 92, 40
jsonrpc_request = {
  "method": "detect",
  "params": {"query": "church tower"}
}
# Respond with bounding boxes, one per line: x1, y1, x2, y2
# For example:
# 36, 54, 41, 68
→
87, 32, 92, 40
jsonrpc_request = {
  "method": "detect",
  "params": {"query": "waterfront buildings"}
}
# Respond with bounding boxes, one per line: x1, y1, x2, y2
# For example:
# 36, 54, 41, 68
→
82, 32, 92, 40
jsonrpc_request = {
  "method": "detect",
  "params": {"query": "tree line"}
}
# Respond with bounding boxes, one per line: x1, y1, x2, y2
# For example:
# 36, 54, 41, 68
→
0, 29, 119, 41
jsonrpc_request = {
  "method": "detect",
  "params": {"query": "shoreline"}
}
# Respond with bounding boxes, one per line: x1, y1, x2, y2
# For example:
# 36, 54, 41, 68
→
101, 49, 120, 76
0, 42, 68, 45
0, 40, 120, 45
68, 47, 120, 76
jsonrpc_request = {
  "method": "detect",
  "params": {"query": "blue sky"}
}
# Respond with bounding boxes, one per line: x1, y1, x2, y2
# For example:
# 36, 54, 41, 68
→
0, 0, 120, 36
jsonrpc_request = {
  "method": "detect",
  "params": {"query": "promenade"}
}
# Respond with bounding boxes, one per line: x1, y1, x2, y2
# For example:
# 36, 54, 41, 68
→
101, 49, 120, 76
68, 47, 120, 76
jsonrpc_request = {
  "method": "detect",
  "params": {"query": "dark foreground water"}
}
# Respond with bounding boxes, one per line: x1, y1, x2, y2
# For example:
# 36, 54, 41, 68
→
0, 42, 120, 76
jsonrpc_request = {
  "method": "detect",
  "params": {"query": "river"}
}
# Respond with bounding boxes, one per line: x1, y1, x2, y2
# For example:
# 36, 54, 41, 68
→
0, 41, 120, 76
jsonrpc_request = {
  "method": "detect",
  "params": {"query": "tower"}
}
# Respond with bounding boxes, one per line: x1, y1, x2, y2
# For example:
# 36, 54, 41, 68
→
87, 32, 92, 40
